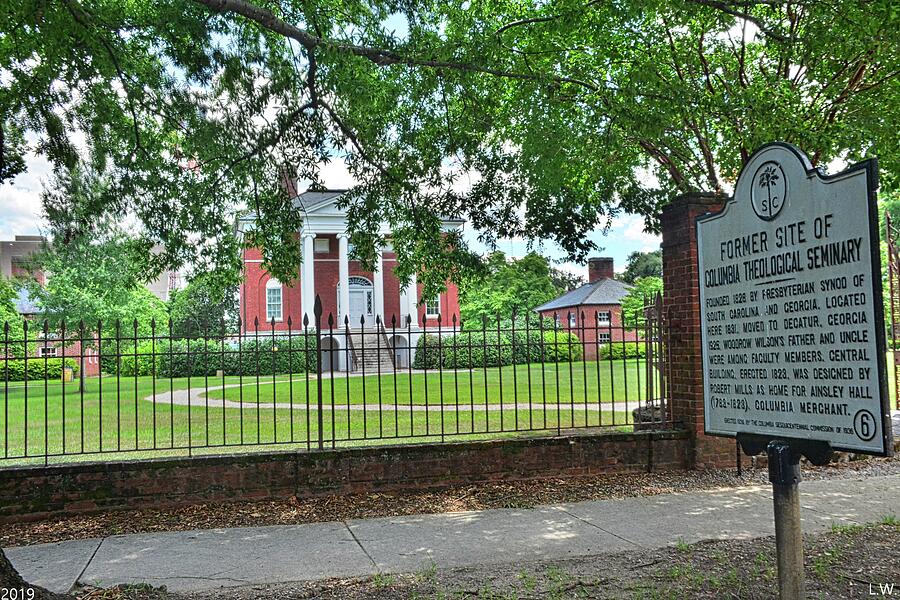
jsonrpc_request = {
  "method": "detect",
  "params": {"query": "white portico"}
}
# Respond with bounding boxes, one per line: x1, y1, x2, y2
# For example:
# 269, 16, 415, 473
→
239, 189, 464, 334
238, 189, 464, 371
293, 190, 434, 328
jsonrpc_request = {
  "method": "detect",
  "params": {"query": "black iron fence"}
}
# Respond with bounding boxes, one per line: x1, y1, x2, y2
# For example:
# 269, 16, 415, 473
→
0, 295, 672, 465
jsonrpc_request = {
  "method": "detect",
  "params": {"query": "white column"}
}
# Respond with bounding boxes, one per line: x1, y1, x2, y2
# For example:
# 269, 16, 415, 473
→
337, 233, 350, 327
373, 248, 384, 326
406, 271, 419, 328
301, 231, 316, 325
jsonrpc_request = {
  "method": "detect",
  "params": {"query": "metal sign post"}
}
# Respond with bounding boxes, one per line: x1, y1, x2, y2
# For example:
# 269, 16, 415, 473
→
768, 440, 804, 600
697, 142, 893, 600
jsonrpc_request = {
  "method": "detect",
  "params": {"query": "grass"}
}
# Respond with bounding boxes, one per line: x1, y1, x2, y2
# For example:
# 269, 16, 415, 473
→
209, 360, 656, 406
0, 360, 646, 465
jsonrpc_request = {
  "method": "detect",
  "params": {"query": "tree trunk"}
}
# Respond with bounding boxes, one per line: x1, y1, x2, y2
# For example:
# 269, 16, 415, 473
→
0, 548, 73, 600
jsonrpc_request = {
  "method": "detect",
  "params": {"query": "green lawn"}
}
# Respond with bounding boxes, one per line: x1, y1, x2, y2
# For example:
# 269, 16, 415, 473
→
0, 360, 649, 465
209, 360, 657, 406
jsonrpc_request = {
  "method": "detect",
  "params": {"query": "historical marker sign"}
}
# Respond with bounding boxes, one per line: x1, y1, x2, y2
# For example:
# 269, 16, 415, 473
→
698, 142, 892, 455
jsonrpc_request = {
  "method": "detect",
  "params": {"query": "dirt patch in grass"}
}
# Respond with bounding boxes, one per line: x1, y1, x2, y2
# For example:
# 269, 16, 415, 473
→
152, 522, 898, 600
5, 453, 900, 548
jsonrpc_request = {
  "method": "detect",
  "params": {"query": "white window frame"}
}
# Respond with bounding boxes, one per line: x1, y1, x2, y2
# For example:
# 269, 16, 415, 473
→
596, 310, 612, 326
424, 295, 441, 318
568, 311, 577, 328
265, 278, 283, 322
39, 346, 58, 358
598, 332, 612, 344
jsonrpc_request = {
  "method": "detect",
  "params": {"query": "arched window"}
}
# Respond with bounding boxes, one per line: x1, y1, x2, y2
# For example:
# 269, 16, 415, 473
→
265, 278, 283, 321
347, 276, 373, 287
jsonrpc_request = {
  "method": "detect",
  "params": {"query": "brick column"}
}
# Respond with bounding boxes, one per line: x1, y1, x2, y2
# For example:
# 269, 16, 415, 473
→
661, 192, 746, 470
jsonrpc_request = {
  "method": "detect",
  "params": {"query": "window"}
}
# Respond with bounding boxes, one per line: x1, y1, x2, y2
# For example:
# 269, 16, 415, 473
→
424, 295, 440, 317
568, 312, 577, 328
596, 310, 612, 325
314, 238, 330, 253
598, 332, 611, 344
39, 346, 58, 357
265, 279, 283, 321
554, 314, 561, 327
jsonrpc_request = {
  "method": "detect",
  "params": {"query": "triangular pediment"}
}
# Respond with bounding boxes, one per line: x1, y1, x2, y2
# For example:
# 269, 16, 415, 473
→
292, 189, 349, 215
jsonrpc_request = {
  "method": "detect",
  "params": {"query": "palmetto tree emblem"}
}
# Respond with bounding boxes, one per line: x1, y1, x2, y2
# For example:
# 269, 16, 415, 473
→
752, 162, 786, 220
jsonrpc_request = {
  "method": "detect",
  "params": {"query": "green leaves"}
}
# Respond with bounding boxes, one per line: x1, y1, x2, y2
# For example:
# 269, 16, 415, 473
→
459, 252, 562, 325
3, 0, 900, 289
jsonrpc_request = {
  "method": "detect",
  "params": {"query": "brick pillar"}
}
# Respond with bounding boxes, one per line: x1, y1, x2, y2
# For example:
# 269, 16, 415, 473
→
661, 192, 747, 470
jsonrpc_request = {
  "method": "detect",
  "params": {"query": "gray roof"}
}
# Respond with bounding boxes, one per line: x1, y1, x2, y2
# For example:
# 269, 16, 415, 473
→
291, 189, 348, 212
534, 278, 633, 312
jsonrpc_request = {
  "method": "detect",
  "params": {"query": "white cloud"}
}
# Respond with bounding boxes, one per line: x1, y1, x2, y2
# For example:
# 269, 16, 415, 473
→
0, 150, 51, 240
612, 213, 661, 253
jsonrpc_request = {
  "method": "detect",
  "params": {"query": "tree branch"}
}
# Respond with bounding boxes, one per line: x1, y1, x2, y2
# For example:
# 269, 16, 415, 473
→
194, 0, 601, 92
683, 0, 791, 43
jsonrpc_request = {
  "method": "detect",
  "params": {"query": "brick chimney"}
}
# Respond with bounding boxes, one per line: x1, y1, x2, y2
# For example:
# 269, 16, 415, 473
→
587, 257, 614, 282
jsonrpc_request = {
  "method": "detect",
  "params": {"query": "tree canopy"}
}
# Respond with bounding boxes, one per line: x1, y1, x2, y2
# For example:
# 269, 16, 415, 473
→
621, 276, 664, 328
4, 0, 899, 294
458, 252, 561, 325
30, 234, 168, 338
168, 273, 239, 337
621, 250, 663, 284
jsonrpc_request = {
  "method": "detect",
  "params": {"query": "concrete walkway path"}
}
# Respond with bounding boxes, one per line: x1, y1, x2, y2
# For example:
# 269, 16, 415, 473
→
7, 473, 900, 594
143, 377, 625, 413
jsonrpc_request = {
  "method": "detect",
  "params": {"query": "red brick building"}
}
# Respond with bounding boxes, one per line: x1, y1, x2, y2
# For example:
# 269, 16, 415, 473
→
535, 257, 639, 359
238, 189, 465, 370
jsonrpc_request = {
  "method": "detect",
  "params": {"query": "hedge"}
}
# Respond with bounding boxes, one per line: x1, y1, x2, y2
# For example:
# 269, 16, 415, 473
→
2, 357, 80, 381
599, 341, 646, 360
541, 331, 584, 362
105, 336, 317, 378
412, 329, 582, 369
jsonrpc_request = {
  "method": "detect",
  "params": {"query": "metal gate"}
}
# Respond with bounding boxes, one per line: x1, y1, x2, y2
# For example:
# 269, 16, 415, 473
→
638, 292, 672, 426
885, 214, 900, 409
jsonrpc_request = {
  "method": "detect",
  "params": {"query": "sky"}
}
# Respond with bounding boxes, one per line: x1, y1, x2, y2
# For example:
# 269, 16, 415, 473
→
0, 149, 660, 281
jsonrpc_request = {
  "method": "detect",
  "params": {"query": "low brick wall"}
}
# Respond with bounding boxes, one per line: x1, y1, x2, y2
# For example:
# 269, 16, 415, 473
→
0, 429, 689, 523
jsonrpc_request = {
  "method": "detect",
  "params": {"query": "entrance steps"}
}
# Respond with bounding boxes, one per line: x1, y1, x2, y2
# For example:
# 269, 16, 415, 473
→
347, 328, 395, 372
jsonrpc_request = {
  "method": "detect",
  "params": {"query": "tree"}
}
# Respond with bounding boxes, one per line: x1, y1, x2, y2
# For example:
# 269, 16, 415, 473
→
621, 250, 663, 284
29, 232, 168, 385
169, 273, 239, 337
621, 276, 664, 328
31, 236, 167, 337
459, 252, 561, 325
549, 266, 584, 293
4, 1, 898, 296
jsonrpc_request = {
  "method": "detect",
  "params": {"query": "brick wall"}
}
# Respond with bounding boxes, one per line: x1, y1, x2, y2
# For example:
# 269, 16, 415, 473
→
660, 192, 748, 470
240, 244, 460, 332
0, 430, 689, 523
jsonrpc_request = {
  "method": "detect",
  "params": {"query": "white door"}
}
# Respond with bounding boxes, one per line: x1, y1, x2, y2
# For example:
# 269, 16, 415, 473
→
349, 290, 368, 325
342, 276, 374, 326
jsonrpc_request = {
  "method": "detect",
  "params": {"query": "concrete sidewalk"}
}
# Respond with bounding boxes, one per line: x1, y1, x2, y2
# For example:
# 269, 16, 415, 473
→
7, 473, 900, 594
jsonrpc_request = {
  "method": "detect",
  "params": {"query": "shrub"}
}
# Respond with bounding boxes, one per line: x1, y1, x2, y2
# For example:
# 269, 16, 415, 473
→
412, 334, 442, 369
223, 336, 316, 376
413, 328, 585, 368
541, 331, 583, 362
443, 330, 513, 368
102, 335, 317, 377
599, 341, 646, 360
510, 329, 544, 364
1, 357, 79, 381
